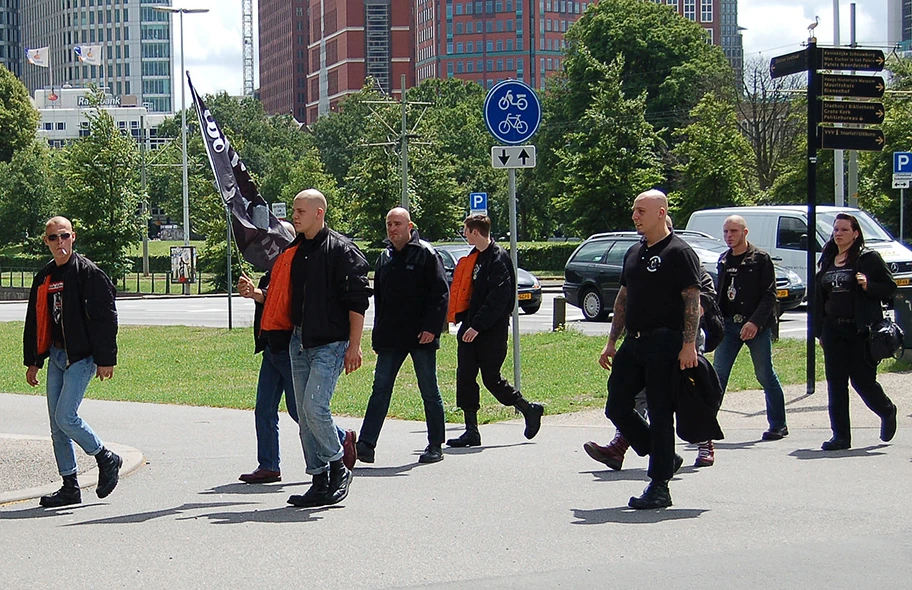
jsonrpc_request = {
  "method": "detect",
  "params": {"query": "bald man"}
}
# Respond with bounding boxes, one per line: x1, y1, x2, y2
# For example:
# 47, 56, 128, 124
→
712, 215, 787, 442
356, 208, 449, 465
24, 216, 122, 507
598, 190, 702, 509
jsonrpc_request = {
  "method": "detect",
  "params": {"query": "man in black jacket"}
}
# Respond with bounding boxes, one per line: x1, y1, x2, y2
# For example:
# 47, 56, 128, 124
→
23, 216, 122, 508
447, 214, 544, 448
283, 190, 371, 508
712, 215, 787, 446
356, 207, 449, 464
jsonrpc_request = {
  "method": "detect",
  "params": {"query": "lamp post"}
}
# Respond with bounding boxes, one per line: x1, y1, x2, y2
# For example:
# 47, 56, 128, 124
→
153, 5, 209, 294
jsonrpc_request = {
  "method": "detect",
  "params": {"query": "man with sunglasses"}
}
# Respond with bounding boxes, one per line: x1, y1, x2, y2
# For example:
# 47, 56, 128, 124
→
24, 217, 122, 508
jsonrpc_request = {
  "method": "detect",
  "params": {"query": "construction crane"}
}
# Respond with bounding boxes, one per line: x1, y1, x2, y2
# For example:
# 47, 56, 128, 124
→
242, 0, 254, 96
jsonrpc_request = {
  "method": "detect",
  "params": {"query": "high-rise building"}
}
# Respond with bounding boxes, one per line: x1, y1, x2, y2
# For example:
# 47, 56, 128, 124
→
258, 0, 308, 119
1, 1, 21, 78
719, 0, 742, 85
888, 0, 911, 52
19, 0, 173, 113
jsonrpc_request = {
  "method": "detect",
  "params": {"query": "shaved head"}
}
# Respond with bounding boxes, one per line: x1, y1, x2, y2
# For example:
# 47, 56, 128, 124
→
723, 215, 747, 230
722, 215, 749, 253
292, 189, 327, 238
294, 189, 327, 210
631, 189, 669, 243
386, 207, 414, 250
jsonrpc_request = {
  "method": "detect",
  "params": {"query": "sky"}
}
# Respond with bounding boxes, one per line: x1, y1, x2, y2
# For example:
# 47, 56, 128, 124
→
175, 0, 891, 99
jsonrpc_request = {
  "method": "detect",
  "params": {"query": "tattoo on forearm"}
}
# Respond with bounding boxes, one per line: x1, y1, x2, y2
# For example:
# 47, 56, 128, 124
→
609, 288, 627, 341
682, 287, 700, 344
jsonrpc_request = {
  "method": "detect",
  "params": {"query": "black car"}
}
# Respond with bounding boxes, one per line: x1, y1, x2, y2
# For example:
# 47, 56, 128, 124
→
563, 231, 806, 321
436, 244, 543, 314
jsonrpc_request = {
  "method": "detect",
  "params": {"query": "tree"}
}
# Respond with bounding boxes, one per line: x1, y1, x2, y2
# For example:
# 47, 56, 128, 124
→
552, 56, 665, 236
670, 92, 754, 221
0, 141, 56, 247
0, 64, 40, 163
58, 103, 143, 280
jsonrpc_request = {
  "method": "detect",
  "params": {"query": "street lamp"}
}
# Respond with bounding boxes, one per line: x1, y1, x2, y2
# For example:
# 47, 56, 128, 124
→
153, 5, 209, 294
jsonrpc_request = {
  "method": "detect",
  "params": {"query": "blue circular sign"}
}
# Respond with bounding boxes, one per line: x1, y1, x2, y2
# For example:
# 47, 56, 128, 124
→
483, 80, 542, 145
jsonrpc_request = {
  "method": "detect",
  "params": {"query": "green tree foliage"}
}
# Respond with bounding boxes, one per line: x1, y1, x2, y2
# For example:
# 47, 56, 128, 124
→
552, 57, 664, 236
58, 105, 142, 280
670, 92, 754, 221
0, 141, 56, 248
0, 64, 40, 163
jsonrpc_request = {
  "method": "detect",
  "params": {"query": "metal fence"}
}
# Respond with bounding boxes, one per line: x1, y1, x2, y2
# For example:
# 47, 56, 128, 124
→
1, 269, 213, 295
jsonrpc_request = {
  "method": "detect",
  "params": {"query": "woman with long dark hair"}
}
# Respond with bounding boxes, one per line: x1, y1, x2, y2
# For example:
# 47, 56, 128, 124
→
815, 213, 897, 450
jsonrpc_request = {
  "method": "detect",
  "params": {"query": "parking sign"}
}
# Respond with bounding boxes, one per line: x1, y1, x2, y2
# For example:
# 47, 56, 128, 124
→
894, 152, 912, 174
469, 192, 488, 215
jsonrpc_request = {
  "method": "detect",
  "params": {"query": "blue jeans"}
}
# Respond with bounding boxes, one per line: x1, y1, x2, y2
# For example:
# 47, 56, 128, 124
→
254, 347, 299, 472
712, 320, 787, 430
289, 330, 347, 475
46, 346, 103, 476
360, 348, 446, 447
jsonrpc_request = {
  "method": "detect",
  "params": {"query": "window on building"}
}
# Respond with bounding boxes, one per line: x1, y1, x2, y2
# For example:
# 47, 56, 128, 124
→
467, 41, 473, 52
497, 19, 503, 32
456, 22, 463, 34
496, 39, 503, 51
497, 59, 503, 70
701, 0, 713, 22
684, 0, 695, 20
487, 59, 493, 70
507, 58, 513, 70
506, 39, 513, 50
467, 21, 473, 33
456, 3, 463, 15
457, 61, 464, 73
467, 61, 474, 72
486, 21, 493, 32
486, 40, 493, 51
506, 19, 513, 31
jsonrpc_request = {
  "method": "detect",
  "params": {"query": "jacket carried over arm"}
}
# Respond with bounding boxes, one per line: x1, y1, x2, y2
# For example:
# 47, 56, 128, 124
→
813, 249, 896, 338
23, 252, 118, 369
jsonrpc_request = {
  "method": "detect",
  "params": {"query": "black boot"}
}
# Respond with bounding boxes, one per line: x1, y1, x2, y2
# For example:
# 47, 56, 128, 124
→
288, 472, 329, 507
95, 447, 122, 499
325, 459, 352, 505
628, 480, 673, 509
446, 409, 481, 447
514, 397, 544, 440
40, 474, 81, 508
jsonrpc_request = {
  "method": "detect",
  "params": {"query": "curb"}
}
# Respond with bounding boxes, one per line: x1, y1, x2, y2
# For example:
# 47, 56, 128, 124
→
0, 434, 145, 506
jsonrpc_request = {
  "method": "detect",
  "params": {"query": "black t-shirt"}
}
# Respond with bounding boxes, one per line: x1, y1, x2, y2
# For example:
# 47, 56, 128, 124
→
719, 251, 747, 318
290, 231, 324, 326
621, 232, 701, 332
47, 259, 72, 345
820, 258, 856, 319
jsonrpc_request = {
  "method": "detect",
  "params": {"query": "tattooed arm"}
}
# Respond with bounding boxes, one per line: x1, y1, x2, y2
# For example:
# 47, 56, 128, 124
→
599, 287, 627, 370
679, 285, 700, 369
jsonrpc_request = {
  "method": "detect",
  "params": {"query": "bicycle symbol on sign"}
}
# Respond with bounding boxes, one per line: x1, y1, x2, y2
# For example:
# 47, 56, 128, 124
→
498, 90, 528, 111
498, 113, 529, 135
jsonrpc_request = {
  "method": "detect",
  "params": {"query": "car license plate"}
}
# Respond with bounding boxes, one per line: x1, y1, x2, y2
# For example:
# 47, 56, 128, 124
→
518, 293, 532, 300
776, 289, 788, 298
897, 278, 911, 287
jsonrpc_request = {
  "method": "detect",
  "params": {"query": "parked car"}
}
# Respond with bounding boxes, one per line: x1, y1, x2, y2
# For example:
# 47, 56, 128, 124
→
435, 243, 543, 314
562, 231, 805, 321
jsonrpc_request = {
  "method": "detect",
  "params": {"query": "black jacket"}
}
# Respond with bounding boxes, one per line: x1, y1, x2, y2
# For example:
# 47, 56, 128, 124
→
290, 226, 372, 348
24, 252, 118, 368
814, 249, 896, 338
716, 242, 778, 331
674, 354, 725, 444
372, 229, 449, 351
457, 240, 515, 334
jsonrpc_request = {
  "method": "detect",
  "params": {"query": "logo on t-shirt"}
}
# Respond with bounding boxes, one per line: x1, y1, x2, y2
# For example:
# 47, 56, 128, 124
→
48, 280, 64, 325
646, 256, 662, 272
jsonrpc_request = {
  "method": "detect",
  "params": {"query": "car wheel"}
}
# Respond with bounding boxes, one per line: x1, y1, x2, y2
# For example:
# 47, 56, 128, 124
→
521, 303, 540, 315
581, 289, 608, 321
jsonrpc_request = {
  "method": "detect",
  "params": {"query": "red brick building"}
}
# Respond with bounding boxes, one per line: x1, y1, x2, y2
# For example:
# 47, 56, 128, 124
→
258, 0, 309, 120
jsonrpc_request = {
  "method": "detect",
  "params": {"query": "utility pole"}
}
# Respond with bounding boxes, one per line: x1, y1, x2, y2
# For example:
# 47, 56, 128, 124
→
848, 2, 859, 207
363, 74, 431, 211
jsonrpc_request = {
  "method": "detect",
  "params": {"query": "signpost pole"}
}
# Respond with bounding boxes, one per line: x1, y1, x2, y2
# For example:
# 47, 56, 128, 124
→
902, 188, 906, 243
508, 168, 521, 389
806, 38, 818, 396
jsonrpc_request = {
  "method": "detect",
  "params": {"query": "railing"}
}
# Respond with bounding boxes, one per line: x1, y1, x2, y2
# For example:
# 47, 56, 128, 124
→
1, 269, 215, 296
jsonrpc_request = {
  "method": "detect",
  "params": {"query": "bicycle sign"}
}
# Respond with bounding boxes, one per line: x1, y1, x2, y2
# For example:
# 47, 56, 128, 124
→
484, 80, 541, 145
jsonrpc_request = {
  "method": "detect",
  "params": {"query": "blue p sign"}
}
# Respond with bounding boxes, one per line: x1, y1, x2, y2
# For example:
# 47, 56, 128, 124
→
894, 152, 912, 174
470, 192, 488, 213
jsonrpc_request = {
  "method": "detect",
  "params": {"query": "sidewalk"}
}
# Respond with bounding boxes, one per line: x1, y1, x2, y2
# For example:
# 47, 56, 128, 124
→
2, 371, 911, 589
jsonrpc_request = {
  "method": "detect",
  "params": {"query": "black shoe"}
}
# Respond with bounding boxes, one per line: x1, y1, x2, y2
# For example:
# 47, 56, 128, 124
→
881, 405, 898, 442
446, 430, 481, 447
762, 426, 789, 441
288, 472, 329, 508
520, 402, 544, 440
674, 453, 684, 474
40, 475, 81, 508
418, 444, 444, 464
628, 480, 672, 509
356, 440, 375, 464
325, 459, 352, 505
95, 448, 122, 499
821, 437, 851, 451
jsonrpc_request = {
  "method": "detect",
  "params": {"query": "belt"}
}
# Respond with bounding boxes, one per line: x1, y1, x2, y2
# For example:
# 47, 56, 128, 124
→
628, 329, 654, 339
831, 316, 855, 324
730, 314, 746, 324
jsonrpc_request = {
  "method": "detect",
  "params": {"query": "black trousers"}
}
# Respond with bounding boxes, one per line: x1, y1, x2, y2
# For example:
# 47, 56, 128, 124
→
456, 324, 521, 411
605, 329, 682, 482
821, 317, 894, 442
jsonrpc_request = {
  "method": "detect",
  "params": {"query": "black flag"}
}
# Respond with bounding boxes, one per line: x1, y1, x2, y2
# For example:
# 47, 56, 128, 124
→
188, 74, 294, 270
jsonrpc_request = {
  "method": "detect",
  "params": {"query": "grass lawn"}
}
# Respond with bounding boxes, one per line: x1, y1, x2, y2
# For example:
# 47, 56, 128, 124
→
1, 322, 908, 424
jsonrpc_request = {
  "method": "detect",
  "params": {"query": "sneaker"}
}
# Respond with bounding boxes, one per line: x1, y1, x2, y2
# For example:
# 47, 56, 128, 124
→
628, 480, 672, 509
583, 431, 629, 471
418, 444, 444, 464
356, 440, 375, 464
342, 430, 357, 470
694, 441, 714, 467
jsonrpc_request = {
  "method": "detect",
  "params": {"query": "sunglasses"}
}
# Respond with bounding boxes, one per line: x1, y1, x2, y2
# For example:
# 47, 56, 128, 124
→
46, 233, 72, 242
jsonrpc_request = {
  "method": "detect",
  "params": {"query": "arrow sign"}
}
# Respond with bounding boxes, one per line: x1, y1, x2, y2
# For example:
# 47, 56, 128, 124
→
820, 74, 886, 98
491, 145, 537, 169
770, 49, 808, 79
818, 48, 885, 72
818, 127, 885, 151
818, 100, 885, 125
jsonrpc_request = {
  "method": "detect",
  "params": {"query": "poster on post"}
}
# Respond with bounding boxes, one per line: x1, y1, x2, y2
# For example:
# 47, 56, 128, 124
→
170, 246, 197, 284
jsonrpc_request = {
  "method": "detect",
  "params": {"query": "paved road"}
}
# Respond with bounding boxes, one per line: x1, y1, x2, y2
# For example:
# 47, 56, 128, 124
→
0, 293, 811, 339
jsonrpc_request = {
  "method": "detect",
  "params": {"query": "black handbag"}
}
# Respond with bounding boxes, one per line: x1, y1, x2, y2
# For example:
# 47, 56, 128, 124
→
866, 318, 905, 364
